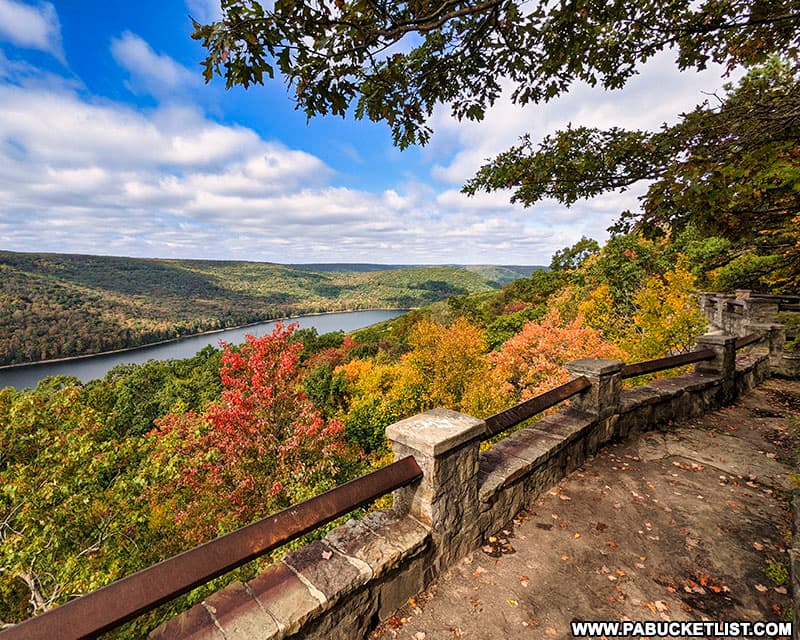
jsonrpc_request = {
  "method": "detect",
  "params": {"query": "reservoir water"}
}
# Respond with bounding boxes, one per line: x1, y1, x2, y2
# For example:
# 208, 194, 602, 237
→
0, 309, 405, 390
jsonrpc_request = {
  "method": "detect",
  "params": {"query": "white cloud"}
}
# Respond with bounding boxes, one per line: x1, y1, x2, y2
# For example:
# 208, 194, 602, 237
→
3, 43, 737, 266
427, 51, 733, 188
0, 79, 562, 264
0, 0, 63, 60
186, 0, 222, 24
111, 31, 198, 98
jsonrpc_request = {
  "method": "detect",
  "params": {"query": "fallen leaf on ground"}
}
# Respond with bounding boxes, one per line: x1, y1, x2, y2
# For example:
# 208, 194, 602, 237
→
508, 599, 519, 606
518, 575, 529, 587
413, 633, 426, 640
641, 602, 657, 613
560, 554, 569, 561
321, 550, 333, 560
473, 566, 487, 576
755, 584, 769, 592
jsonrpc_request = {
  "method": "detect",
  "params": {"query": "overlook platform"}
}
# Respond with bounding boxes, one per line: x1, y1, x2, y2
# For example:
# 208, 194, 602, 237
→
371, 378, 800, 639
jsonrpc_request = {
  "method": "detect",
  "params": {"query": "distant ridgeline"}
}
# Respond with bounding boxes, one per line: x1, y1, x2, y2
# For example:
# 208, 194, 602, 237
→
0, 251, 539, 366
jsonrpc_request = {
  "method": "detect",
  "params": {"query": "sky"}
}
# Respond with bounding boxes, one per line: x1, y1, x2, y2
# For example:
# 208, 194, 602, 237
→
0, 1, 736, 265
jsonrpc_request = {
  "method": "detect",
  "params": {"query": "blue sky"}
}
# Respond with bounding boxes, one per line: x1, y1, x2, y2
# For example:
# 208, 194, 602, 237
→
0, 0, 734, 265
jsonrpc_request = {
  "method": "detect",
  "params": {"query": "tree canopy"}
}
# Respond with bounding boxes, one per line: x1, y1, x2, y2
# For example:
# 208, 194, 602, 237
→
193, 0, 798, 146
194, 1, 799, 290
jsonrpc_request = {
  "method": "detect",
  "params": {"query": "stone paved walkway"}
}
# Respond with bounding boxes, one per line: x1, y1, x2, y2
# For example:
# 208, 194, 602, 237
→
371, 378, 800, 640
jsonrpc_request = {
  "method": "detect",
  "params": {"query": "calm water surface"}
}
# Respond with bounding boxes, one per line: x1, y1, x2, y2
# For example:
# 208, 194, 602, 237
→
0, 309, 405, 390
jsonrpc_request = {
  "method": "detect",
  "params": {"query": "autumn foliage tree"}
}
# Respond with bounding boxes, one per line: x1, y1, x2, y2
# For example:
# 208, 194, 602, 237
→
491, 310, 628, 401
149, 324, 358, 544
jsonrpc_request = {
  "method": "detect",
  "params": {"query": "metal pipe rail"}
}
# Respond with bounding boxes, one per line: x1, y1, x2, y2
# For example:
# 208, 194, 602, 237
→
483, 376, 591, 439
735, 333, 762, 349
0, 456, 423, 640
620, 349, 716, 379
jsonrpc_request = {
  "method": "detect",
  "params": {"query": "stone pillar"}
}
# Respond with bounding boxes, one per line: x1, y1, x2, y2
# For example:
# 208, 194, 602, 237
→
695, 333, 737, 402
564, 358, 624, 419
386, 408, 484, 576
565, 359, 624, 453
700, 293, 723, 330
745, 323, 787, 371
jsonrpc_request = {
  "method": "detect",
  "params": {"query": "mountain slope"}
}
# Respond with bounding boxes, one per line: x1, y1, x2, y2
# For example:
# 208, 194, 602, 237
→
0, 251, 521, 365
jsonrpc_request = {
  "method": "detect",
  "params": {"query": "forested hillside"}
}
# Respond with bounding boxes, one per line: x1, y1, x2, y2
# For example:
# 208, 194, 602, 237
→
6, 216, 799, 635
0, 227, 717, 637
0, 251, 519, 365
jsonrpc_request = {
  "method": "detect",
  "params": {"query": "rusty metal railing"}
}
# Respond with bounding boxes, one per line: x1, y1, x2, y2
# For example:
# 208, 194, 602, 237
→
735, 333, 762, 349
0, 456, 422, 640
483, 376, 590, 439
620, 349, 716, 379
620, 332, 762, 379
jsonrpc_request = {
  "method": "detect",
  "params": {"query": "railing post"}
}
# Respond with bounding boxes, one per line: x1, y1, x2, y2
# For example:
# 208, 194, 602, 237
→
564, 359, 624, 419
694, 333, 737, 402
386, 408, 484, 577
746, 323, 787, 371
565, 359, 624, 452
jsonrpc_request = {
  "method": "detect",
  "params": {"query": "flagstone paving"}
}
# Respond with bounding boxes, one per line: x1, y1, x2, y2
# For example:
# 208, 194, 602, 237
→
371, 378, 800, 640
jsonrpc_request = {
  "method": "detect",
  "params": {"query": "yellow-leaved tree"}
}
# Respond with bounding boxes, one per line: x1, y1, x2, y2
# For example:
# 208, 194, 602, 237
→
625, 257, 707, 359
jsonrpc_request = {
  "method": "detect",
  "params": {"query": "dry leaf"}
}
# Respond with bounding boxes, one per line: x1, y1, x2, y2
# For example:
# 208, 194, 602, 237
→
755, 584, 769, 592
321, 550, 333, 560
574, 533, 581, 539
560, 554, 569, 561
508, 599, 519, 606
413, 633, 427, 640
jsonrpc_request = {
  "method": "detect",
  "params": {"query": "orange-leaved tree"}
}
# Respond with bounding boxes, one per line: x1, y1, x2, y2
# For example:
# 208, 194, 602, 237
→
148, 323, 359, 544
492, 310, 628, 402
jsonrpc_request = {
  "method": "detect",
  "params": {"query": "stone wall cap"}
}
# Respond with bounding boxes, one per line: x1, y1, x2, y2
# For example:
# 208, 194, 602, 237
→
386, 408, 485, 456
565, 358, 624, 375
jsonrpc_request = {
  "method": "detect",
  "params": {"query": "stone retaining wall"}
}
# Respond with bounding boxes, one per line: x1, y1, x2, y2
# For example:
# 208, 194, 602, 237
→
150, 335, 774, 640
701, 291, 798, 377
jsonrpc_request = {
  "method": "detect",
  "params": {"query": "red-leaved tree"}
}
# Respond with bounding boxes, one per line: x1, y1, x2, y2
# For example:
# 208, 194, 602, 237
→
149, 323, 358, 544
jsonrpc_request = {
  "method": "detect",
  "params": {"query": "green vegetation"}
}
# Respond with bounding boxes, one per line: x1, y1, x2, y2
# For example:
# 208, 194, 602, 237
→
4, 2, 799, 631
765, 561, 789, 586
0, 251, 518, 365
1, 226, 720, 636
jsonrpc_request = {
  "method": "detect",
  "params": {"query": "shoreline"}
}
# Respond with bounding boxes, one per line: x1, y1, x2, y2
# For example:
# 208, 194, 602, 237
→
0, 308, 412, 371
